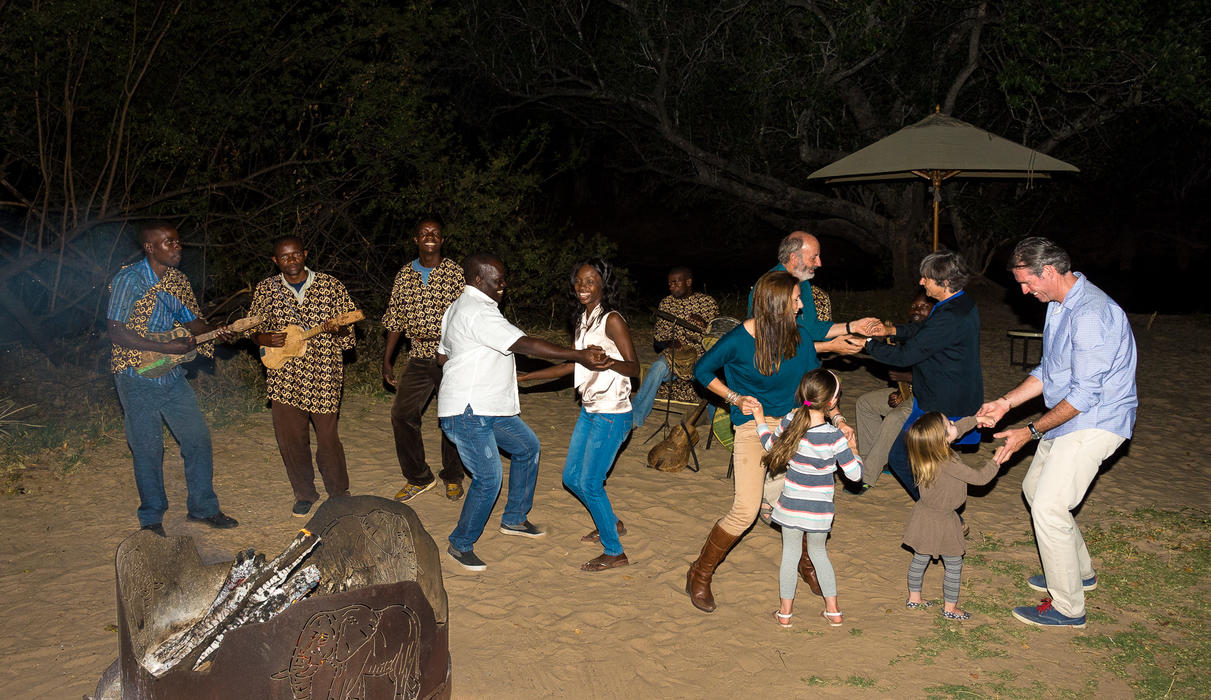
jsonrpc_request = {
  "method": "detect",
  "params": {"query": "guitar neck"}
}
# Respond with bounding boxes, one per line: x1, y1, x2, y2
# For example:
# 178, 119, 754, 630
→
299, 311, 363, 340
299, 325, 330, 342
181, 315, 262, 344
653, 309, 707, 334
192, 328, 224, 344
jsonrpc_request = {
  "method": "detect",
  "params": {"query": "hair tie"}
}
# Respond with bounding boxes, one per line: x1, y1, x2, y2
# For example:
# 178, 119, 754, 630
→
803, 400, 812, 407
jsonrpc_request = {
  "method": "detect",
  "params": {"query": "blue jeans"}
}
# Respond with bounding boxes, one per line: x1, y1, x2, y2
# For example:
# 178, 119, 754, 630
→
440, 405, 541, 552
886, 430, 919, 501
563, 408, 632, 555
631, 356, 671, 427
114, 373, 221, 526
632, 356, 714, 428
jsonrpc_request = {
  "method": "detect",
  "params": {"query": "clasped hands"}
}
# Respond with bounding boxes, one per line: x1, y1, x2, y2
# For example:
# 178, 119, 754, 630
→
824, 317, 888, 355
578, 345, 612, 371
974, 397, 1029, 465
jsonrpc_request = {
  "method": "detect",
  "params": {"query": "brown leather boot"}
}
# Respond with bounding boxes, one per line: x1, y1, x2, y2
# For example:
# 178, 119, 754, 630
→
798, 531, 823, 596
686, 522, 740, 612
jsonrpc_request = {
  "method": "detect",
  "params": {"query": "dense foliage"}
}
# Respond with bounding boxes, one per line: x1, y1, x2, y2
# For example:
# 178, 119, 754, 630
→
0, 0, 612, 351
455, 0, 1211, 285
2, 0, 1208, 350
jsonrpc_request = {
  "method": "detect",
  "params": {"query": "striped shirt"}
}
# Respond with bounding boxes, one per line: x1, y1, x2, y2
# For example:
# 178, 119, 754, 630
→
757, 416, 862, 532
1029, 273, 1137, 440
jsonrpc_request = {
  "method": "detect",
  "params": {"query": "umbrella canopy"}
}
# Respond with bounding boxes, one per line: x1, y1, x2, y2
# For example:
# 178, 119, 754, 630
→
808, 110, 1079, 249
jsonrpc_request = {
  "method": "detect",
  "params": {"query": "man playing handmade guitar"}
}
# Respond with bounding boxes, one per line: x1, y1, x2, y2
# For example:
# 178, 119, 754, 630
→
250, 236, 360, 518
108, 222, 240, 536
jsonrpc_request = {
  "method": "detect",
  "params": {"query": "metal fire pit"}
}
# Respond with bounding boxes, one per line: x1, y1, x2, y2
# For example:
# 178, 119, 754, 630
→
93, 495, 451, 699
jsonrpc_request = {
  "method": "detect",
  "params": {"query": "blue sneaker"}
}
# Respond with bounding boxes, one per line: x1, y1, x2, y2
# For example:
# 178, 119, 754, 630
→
1026, 573, 1097, 593
1011, 599, 1086, 628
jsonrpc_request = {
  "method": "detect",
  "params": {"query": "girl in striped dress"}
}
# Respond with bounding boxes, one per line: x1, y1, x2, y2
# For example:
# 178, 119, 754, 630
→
753, 369, 862, 628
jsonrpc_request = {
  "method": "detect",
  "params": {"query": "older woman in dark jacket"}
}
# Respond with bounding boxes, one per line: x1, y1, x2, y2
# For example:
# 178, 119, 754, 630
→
864, 250, 983, 500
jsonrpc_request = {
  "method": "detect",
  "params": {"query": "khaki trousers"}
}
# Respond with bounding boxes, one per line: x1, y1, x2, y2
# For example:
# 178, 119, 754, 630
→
1021, 428, 1124, 617
720, 422, 767, 535
855, 388, 913, 484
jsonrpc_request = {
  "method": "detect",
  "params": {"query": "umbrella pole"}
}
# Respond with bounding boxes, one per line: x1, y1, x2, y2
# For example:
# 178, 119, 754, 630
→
931, 171, 942, 251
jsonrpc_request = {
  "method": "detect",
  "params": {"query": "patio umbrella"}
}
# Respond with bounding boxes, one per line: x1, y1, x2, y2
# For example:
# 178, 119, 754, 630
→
808, 109, 1079, 250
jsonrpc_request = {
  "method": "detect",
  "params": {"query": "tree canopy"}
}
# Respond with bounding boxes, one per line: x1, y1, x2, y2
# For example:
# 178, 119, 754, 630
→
0, 0, 608, 351
456, 0, 1211, 285
2, 0, 1208, 351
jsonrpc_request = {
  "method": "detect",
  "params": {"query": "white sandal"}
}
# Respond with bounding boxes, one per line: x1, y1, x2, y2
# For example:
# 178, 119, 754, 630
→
773, 611, 793, 628
821, 610, 843, 627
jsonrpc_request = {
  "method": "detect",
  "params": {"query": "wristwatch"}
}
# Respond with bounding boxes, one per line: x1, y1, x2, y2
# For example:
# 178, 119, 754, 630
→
1027, 421, 1043, 440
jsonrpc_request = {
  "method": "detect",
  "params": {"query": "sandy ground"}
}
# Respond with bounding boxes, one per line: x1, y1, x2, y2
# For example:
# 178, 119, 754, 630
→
1, 289, 1208, 699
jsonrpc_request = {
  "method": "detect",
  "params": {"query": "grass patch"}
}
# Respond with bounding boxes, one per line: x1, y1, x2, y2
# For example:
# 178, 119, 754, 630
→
844, 674, 877, 688
799, 674, 878, 689
891, 509, 1210, 698
924, 678, 1093, 699
1070, 508, 1211, 698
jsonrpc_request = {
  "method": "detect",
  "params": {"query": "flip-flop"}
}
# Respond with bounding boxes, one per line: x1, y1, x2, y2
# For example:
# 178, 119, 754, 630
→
581, 553, 630, 572
821, 610, 843, 627
774, 611, 793, 628
580, 520, 627, 544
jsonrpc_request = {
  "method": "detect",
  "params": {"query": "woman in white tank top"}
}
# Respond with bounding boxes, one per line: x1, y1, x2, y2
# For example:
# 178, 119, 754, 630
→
518, 259, 639, 571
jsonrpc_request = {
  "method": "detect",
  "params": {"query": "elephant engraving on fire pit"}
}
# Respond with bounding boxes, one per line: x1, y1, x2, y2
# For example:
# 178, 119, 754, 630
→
271, 603, 422, 700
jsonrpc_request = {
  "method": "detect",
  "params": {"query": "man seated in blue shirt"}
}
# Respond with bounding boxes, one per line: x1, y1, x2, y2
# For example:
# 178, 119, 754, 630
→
979, 237, 1138, 629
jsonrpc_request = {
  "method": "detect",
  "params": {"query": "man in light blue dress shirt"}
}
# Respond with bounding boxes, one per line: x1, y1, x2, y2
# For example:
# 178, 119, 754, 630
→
978, 237, 1137, 629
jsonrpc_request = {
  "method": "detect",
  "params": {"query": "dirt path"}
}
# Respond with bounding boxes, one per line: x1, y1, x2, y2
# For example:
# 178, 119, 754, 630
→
1, 294, 1206, 698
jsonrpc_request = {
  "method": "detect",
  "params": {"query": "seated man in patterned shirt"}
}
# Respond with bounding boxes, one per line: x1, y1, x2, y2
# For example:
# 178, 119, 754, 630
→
382, 216, 468, 503
631, 266, 718, 427
250, 236, 358, 518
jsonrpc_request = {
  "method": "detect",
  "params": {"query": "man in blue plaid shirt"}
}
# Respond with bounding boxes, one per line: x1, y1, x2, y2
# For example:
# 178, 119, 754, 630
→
107, 223, 239, 536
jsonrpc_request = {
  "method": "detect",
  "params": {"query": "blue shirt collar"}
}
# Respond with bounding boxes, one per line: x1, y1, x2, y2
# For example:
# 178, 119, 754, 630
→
1057, 272, 1087, 310
927, 289, 964, 316
137, 257, 159, 283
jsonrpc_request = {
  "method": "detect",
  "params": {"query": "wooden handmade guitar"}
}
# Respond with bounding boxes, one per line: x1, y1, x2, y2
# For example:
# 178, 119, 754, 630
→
136, 316, 263, 378
258, 310, 364, 370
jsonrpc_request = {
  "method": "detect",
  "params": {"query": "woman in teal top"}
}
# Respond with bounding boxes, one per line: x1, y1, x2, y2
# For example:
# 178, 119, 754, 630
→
687, 270, 863, 613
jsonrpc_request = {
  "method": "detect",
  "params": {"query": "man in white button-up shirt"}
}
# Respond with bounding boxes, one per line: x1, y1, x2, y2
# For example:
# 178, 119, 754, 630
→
437, 253, 610, 571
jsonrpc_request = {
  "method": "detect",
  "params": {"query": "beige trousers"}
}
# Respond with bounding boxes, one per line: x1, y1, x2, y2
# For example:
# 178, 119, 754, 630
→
855, 388, 913, 484
1021, 428, 1125, 617
719, 422, 768, 535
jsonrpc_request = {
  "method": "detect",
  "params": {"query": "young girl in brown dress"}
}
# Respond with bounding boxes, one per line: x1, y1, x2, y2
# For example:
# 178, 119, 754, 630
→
902, 413, 999, 620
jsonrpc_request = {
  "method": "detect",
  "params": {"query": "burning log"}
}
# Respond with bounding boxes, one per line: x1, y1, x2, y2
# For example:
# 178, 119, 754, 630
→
142, 529, 320, 676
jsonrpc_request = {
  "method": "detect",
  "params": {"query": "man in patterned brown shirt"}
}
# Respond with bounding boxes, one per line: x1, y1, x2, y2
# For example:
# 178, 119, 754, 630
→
632, 266, 719, 426
251, 236, 357, 517
382, 217, 467, 503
